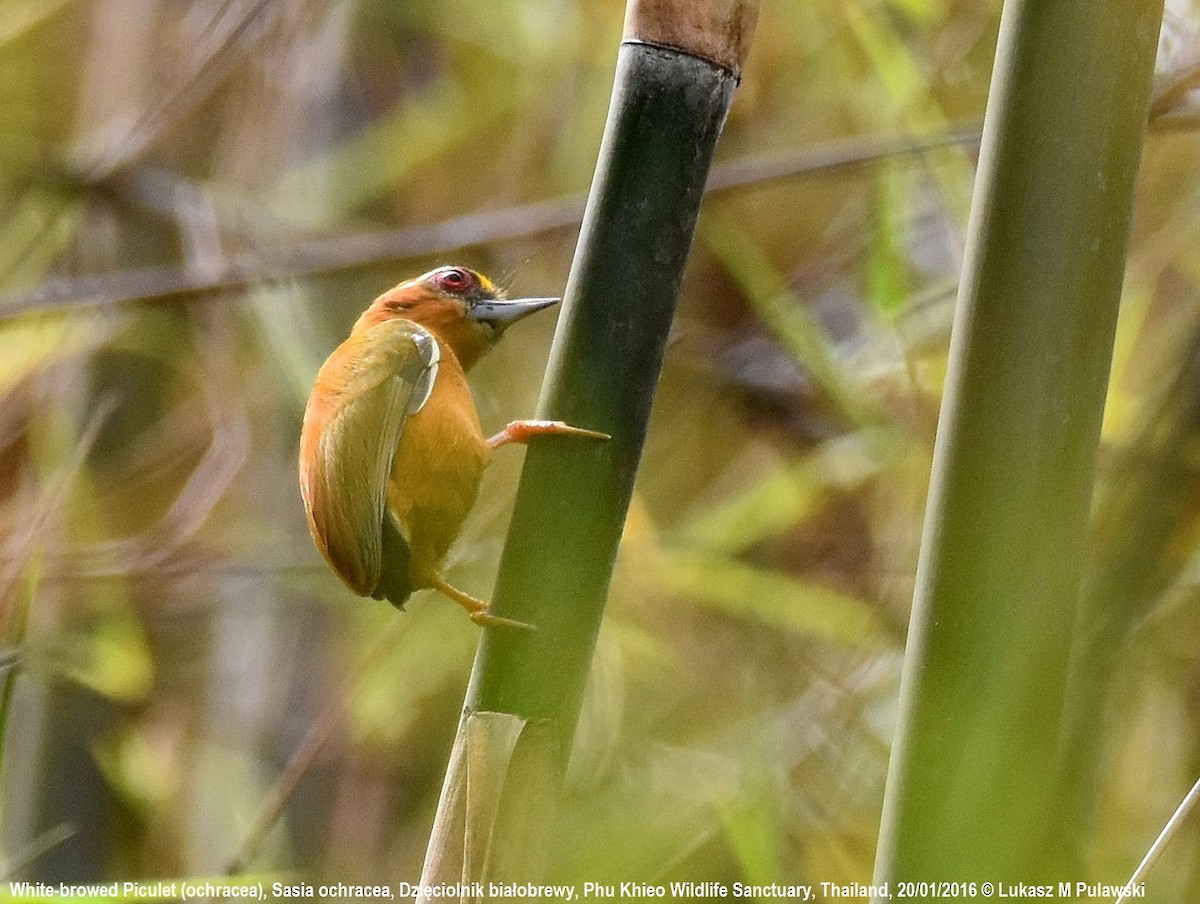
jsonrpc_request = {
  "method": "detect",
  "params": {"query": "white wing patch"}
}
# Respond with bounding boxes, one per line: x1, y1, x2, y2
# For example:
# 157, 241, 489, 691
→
408, 328, 440, 413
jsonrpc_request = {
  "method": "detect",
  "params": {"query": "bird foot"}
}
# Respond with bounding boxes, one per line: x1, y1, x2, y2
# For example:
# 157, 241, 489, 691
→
486, 419, 609, 450
432, 575, 537, 631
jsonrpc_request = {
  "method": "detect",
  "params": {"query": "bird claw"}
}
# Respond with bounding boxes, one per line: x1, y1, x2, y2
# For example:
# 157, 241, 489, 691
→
431, 574, 536, 630
469, 609, 538, 631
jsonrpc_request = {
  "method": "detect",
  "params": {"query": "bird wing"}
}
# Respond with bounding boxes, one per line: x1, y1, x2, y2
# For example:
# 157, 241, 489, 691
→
299, 319, 439, 602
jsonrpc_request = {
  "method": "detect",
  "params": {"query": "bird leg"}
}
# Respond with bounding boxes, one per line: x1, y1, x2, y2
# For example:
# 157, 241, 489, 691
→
430, 574, 536, 631
442, 419, 604, 629
486, 419, 609, 450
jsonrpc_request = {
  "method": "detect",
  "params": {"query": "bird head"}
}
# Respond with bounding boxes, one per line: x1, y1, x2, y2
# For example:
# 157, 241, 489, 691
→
357, 266, 559, 370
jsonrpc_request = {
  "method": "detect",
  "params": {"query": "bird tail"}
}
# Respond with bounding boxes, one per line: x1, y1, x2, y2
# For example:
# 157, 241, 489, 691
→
373, 515, 414, 609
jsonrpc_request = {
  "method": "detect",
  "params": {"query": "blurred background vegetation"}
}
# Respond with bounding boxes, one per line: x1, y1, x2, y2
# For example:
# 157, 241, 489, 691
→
2, 0, 1200, 897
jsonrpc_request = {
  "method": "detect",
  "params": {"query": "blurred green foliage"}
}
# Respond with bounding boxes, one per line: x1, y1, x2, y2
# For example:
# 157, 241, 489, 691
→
0, 0, 1198, 898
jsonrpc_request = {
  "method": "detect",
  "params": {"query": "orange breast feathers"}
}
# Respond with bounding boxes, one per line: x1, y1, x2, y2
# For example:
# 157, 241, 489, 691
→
384, 341, 489, 592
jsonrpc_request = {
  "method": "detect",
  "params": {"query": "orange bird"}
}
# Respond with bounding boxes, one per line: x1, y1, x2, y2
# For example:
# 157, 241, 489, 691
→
299, 266, 605, 628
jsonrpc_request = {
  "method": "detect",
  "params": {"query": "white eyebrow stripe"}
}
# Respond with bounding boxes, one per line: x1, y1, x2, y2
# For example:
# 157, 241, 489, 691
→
408, 328, 439, 413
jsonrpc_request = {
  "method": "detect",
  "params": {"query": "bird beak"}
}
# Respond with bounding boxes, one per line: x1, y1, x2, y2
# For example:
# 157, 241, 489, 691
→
469, 296, 560, 334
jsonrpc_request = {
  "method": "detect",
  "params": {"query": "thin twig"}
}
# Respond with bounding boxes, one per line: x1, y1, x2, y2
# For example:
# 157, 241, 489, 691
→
0, 126, 984, 319
0, 396, 114, 631
0, 397, 118, 829
76, 0, 282, 180
1114, 775, 1200, 903
1, 822, 76, 880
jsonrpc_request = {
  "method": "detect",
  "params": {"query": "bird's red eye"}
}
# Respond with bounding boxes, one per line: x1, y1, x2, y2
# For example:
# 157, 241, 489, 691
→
433, 267, 476, 294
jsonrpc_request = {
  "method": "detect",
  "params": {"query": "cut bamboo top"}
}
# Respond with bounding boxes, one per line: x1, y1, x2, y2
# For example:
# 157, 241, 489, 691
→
623, 0, 759, 75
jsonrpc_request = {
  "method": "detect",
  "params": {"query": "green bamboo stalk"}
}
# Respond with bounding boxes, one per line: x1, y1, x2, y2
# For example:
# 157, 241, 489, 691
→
417, 1, 757, 894
872, 0, 1164, 893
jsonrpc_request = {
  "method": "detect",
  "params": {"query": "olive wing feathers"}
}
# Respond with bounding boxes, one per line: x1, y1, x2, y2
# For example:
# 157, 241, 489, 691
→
299, 320, 439, 603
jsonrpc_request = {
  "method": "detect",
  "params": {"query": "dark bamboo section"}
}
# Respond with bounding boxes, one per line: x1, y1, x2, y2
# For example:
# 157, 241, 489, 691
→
468, 0, 756, 758
418, 2, 758, 894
